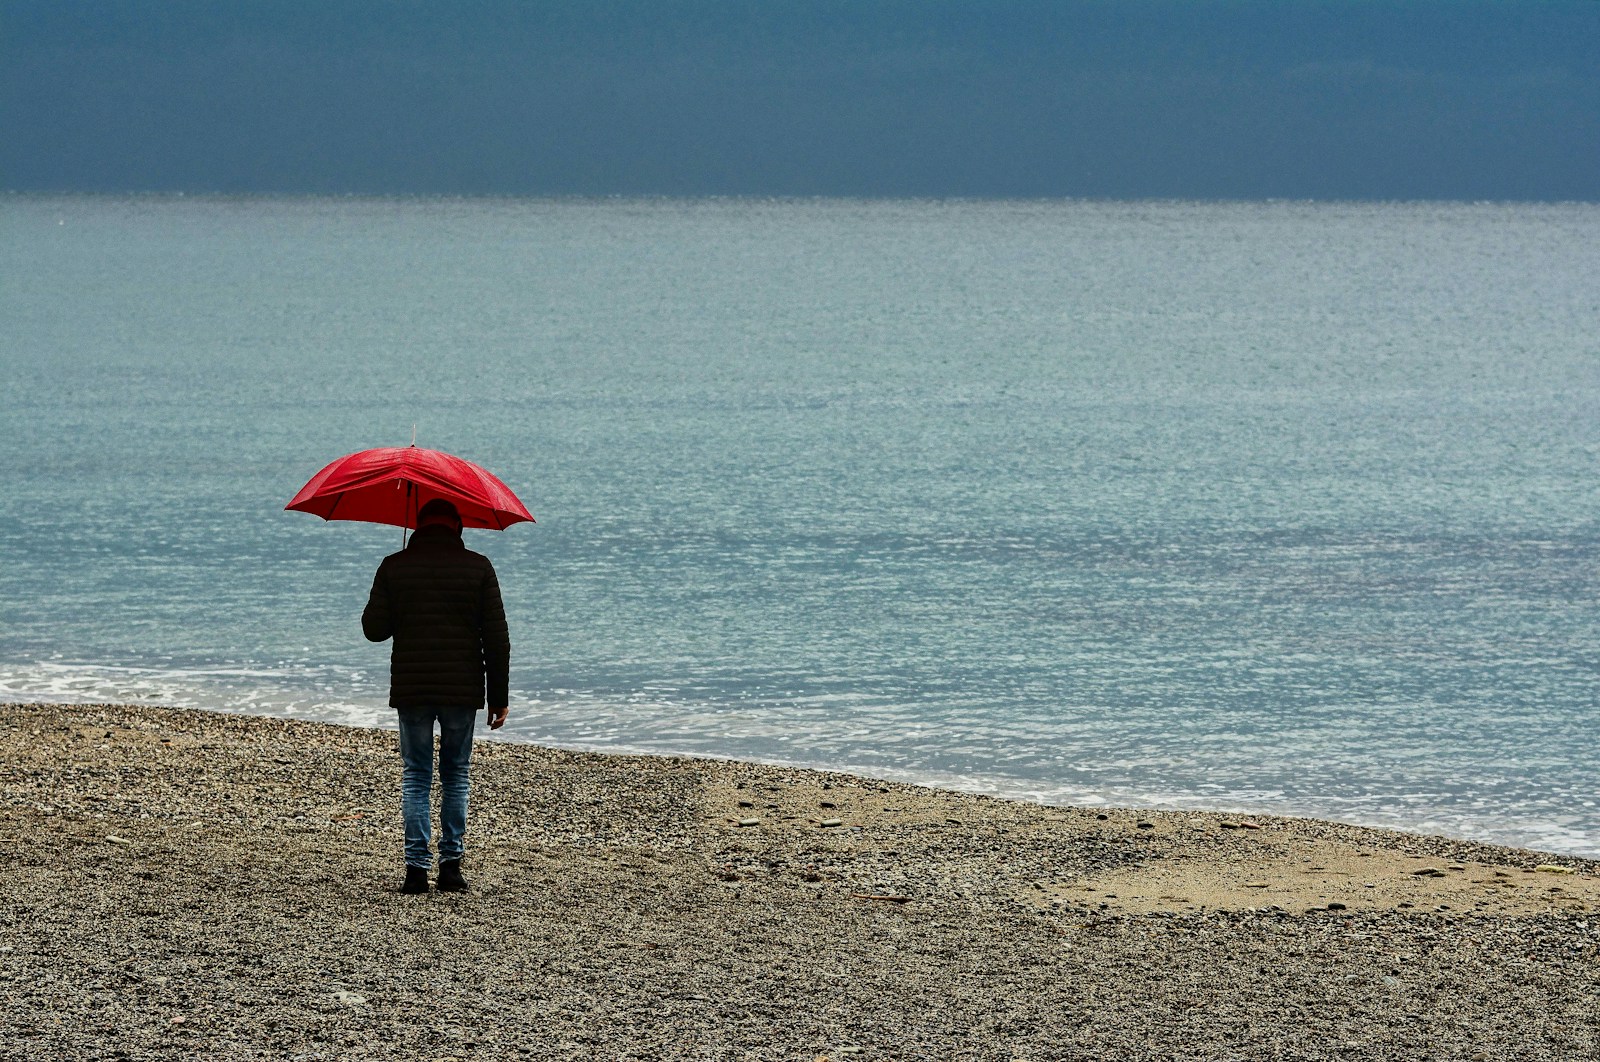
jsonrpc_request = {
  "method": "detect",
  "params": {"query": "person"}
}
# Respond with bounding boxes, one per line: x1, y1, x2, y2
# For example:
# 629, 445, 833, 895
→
362, 497, 510, 894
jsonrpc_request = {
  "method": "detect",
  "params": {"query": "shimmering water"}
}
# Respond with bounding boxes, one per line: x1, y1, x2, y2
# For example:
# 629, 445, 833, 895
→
4, 195, 1598, 855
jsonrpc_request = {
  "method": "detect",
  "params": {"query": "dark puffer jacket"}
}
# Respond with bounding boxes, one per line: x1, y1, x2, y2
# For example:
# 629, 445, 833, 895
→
362, 525, 510, 710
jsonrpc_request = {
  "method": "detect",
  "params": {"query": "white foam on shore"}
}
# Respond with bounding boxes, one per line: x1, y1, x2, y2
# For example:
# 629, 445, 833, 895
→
4, 662, 1596, 859
0, 660, 393, 731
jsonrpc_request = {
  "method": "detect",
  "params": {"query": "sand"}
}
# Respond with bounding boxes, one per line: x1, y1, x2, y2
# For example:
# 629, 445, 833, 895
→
3, 700, 1597, 1060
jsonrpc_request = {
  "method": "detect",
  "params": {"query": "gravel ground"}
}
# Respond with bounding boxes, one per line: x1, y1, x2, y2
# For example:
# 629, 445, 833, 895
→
3, 701, 1597, 1061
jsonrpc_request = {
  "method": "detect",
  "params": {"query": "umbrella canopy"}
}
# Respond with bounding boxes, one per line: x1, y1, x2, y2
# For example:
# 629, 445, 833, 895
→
286, 445, 534, 531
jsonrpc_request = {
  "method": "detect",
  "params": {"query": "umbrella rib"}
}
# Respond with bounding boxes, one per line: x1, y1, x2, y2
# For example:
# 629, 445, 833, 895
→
324, 492, 342, 521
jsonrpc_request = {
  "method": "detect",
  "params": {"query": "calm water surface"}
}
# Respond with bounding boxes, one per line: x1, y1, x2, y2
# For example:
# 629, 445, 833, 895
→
3, 195, 1598, 855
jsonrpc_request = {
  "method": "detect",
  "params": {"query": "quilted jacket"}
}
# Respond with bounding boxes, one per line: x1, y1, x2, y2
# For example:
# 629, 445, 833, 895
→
362, 524, 511, 710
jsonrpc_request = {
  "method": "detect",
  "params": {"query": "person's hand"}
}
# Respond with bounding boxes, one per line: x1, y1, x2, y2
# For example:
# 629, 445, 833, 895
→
487, 705, 508, 730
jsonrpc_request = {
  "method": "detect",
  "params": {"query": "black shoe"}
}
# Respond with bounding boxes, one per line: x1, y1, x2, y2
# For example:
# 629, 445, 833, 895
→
401, 865, 430, 894
437, 859, 468, 892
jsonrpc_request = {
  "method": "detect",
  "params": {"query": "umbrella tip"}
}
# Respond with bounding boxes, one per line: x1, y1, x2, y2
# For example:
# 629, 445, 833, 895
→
410, 423, 417, 447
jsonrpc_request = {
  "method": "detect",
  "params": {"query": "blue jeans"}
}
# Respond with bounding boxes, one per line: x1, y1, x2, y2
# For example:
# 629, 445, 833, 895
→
397, 707, 477, 869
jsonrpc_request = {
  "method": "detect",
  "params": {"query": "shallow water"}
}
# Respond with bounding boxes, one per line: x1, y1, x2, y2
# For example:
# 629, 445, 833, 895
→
4, 195, 1598, 855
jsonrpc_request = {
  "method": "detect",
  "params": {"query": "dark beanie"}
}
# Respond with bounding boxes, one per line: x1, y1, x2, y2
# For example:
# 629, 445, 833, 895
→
417, 498, 462, 527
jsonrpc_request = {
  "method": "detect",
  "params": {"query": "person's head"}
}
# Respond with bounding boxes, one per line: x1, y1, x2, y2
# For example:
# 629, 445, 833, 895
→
417, 498, 462, 532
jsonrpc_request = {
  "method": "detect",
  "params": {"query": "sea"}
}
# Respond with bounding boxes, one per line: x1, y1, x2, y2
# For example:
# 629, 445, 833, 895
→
4, 194, 1598, 857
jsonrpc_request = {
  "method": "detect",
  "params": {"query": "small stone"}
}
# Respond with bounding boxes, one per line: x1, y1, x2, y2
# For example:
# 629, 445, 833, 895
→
737, 801, 754, 808
1244, 882, 1269, 889
737, 818, 761, 827
1136, 822, 1155, 829
333, 990, 367, 1006
819, 818, 843, 828
1411, 867, 1445, 877
1535, 864, 1575, 875
1239, 822, 1261, 830
105, 836, 131, 846
1220, 822, 1239, 829
1326, 902, 1348, 911
820, 801, 837, 809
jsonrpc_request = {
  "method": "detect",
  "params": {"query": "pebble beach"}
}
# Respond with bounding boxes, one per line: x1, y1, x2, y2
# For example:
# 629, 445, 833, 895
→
4, 700, 1597, 1061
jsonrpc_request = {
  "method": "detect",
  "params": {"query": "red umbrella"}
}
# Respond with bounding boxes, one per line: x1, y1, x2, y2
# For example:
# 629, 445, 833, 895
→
286, 445, 534, 531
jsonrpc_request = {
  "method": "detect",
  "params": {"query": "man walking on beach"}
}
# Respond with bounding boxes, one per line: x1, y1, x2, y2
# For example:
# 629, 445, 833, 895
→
362, 498, 510, 895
